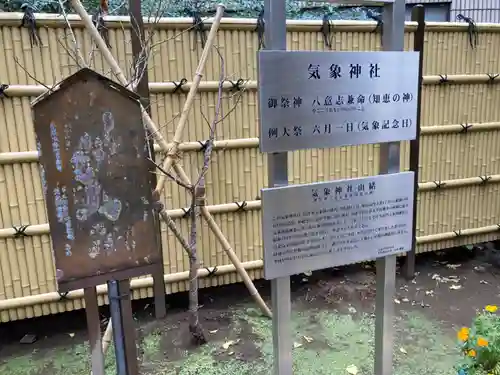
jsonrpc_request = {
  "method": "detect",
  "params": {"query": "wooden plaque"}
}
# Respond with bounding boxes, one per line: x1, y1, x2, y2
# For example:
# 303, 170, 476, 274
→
32, 68, 161, 292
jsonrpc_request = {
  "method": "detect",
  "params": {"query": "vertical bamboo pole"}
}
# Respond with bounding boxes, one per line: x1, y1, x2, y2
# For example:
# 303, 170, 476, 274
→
403, 5, 425, 279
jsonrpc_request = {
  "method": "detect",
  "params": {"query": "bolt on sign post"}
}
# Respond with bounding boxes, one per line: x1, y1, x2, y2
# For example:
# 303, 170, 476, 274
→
259, 1, 415, 374
32, 68, 162, 375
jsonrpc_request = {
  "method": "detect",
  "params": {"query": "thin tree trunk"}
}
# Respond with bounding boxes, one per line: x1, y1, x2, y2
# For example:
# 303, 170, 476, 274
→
187, 179, 207, 345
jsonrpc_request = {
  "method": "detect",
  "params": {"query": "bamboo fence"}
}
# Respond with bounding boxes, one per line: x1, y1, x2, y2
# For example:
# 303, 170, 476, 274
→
0, 13, 500, 322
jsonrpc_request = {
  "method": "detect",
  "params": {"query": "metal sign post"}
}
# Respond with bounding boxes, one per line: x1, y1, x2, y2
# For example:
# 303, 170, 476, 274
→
259, 1, 410, 375
375, 1, 406, 374
263, 1, 293, 374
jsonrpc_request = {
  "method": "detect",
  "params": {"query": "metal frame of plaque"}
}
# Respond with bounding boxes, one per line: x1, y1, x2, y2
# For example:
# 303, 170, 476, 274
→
32, 68, 161, 293
260, 1, 415, 374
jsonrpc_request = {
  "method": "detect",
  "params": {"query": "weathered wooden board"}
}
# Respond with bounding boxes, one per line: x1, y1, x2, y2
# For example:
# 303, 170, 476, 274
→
32, 68, 160, 292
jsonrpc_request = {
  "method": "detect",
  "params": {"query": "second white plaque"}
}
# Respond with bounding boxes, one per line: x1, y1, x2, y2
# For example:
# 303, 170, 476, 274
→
261, 172, 415, 280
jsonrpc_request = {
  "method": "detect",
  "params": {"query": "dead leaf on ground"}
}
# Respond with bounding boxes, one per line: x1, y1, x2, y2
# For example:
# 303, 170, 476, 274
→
303, 335, 314, 343
432, 274, 461, 284
399, 347, 408, 354
293, 342, 303, 349
346, 364, 359, 374
209, 330, 218, 334
449, 284, 462, 290
446, 264, 461, 270
222, 339, 240, 350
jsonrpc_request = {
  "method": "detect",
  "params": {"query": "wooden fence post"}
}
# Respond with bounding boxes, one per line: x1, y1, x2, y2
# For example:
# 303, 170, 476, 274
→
129, 0, 167, 318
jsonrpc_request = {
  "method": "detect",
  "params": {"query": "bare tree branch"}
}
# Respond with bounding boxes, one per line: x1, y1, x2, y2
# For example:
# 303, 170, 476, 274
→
14, 57, 54, 93
147, 157, 192, 191
58, 0, 87, 67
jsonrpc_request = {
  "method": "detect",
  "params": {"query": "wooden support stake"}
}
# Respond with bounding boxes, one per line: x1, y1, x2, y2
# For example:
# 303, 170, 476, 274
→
84, 287, 105, 375
154, 5, 226, 194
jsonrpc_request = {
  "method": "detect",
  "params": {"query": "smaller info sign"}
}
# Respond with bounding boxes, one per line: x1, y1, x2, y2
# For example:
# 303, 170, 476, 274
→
258, 50, 419, 153
261, 172, 414, 279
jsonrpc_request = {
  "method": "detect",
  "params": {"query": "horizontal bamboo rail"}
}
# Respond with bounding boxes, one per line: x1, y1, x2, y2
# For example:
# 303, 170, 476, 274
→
0, 13, 500, 32
417, 225, 500, 244
1, 221, 499, 311
1, 122, 499, 165
0, 260, 264, 310
3, 74, 500, 97
1, 172, 499, 239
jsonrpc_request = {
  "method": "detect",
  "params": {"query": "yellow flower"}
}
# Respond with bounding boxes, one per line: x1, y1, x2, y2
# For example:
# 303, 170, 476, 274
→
468, 349, 476, 357
477, 337, 489, 347
457, 327, 470, 341
485, 305, 498, 313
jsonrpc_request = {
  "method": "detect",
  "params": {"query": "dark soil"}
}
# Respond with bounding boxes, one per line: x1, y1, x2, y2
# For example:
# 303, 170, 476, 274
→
1, 243, 499, 369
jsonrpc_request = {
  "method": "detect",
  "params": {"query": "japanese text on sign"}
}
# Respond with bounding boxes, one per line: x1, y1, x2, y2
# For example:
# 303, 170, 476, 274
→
261, 172, 415, 280
258, 50, 419, 153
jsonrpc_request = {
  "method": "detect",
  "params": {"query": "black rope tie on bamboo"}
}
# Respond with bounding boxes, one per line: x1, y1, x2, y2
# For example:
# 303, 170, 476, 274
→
487, 74, 499, 84
192, 10, 207, 48
439, 75, 449, 84
456, 14, 478, 49
0, 84, 9, 98
366, 9, 383, 46
321, 14, 333, 49
205, 266, 218, 277
460, 123, 473, 133
256, 8, 265, 50
20, 3, 42, 47
181, 207, 192, 218
433, 180, 446, 189
172, 78, 187, 93
198, 140, 209, 152
479, 175, 491, 184
58, 291, 69, 300
235, 201, 248, 212
227, 78, 245, 91
453, 230, 463, 237
92, 6, 111, 49
12, 225, 29, 238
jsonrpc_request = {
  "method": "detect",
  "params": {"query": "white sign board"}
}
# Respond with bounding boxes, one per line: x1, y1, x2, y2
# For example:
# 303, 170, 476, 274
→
261, 172, 414, 280
258, 51, 419, 153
